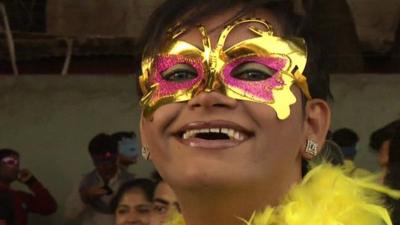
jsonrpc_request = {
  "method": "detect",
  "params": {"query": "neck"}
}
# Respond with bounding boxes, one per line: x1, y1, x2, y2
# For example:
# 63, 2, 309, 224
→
176, 175, 300, 225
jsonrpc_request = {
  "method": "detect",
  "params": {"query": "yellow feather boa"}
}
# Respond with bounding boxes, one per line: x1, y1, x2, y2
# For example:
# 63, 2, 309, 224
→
165, 163, 400, 225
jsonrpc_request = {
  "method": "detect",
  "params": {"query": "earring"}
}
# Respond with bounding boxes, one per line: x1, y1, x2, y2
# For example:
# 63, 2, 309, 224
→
305, 139, 318, 157
141, 146, 150, 160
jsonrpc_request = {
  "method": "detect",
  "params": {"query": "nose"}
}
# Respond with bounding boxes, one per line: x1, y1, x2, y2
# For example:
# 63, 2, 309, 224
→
125, 212, 141, 224
188, 90, 238, 110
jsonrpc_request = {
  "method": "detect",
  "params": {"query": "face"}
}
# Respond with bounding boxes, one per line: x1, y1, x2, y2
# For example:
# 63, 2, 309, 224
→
0, 155, 20, 182
140, 7, 329, 199
92, 155, 118, 182
140, 15, 309, 120
378, 140, 390, 168
115, 189, 153, 225
151, 182, 179, 225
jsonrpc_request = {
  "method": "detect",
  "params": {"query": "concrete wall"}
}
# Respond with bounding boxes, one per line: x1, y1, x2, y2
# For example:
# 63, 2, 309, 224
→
0, 74, 399, 224
47, 0, 164, 37
330, 74, 400, 170
0, 76, 154, 225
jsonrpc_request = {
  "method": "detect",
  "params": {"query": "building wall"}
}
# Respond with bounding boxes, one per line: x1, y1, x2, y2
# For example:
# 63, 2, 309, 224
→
47, 0, 163, 37
0, 74, 399, 224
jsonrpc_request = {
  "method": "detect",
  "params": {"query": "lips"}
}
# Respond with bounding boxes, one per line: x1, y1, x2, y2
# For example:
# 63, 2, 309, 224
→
174, 120, 253, 149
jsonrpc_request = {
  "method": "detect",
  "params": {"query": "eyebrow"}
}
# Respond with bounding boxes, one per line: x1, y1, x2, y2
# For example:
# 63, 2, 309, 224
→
154, 198, 170, 205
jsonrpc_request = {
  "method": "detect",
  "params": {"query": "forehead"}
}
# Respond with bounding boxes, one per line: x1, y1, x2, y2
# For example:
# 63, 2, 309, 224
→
178, 6, 284, 49
1, 154, 19, 161
120, 189, 149, 205
155, 182, 176, 200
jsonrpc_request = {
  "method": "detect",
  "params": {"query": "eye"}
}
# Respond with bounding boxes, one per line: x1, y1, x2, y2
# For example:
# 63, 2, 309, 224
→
116, 207, 129, 215
161, 64, 198, 82
231, 62, 276, 81
136, 205, 152, 214
153, 205, 168, 214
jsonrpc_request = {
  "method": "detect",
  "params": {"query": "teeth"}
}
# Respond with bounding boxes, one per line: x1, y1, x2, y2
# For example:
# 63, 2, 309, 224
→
181, 127, 245, 141
210, 128, 220, 133
200, 128, 209, 133
234, 131, 244, 141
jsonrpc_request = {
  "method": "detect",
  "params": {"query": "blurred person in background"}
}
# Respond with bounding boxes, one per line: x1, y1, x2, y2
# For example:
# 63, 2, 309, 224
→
150, 172, 179, 225
370, 119, 400, 176
111, 178, 155, 225
64, 133, 134, 225
332, 128, 359, 161
0, 148, 57, 225
384, 127, 400, 225
112, 131, 140, 170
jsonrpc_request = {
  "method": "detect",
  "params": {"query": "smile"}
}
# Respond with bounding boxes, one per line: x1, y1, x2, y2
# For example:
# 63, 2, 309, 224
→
175, 120, 253, 149
182, 128, 245, 141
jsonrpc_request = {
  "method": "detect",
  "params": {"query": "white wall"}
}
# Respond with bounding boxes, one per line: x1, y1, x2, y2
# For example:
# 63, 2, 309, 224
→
0, 74, 399, 224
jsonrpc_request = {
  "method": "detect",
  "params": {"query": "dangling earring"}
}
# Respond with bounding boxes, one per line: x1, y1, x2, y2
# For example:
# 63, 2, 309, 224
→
305, 139, 318, 157
141, 146, 151, 160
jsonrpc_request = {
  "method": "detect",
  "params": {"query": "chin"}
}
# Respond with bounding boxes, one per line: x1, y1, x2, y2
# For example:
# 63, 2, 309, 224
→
163, 159, 248, 190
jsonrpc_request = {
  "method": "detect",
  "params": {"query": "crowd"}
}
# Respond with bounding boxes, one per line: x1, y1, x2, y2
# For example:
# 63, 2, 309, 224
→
1, 120, 399, 225
0, 131, 179, 225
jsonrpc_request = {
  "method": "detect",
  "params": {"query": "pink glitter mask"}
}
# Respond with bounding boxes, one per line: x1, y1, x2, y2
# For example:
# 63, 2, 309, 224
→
222, 55, 287, 103
1, 156, 19, 168
149, 54, 204, 103
139, 18, 311, 120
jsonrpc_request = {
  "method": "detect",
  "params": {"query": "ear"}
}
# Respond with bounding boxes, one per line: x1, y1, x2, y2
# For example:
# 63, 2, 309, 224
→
139, 112, 153, 160
139, 113, 146, 145
301, 99, 331, 159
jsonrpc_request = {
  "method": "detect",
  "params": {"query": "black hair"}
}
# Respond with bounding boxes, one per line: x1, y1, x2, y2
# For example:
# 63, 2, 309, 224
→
0, 148, 19, 161
138, 0, 332, 101
110, 178, 156, 212
151, 170, 164, 185
332, 128, 359, 148
370, 119, 400, 151
384, 129, 400, 225
88, 133, 118, 155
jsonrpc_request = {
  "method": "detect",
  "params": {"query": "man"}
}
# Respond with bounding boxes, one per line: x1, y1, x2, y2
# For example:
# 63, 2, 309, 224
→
65, 133, 134, 225
0, 148, 57, 225
332, 128, 359, 161
150, 172, 179, 225
332, 128, 370, 176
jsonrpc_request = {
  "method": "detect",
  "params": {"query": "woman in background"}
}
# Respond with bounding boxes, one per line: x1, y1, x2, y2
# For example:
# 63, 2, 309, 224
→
111, 179, 155, 225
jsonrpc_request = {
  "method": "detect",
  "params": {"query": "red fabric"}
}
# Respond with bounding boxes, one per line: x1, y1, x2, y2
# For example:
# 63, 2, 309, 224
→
0, 181, 57, 225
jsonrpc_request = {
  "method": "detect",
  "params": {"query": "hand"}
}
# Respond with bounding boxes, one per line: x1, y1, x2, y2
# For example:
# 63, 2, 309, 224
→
80, 186, 108, 203
17, 169, 33, 183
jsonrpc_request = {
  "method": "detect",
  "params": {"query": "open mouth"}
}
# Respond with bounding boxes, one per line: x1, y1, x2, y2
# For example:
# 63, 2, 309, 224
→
174, 121, 254, 149
180, 128, 246, 141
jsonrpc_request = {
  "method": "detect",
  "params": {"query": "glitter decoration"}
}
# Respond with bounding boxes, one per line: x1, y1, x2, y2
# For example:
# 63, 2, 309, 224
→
139, 18, 310, 120
1, 156, 19, 167
147, 55, 204, 106
222, 56, 287, 103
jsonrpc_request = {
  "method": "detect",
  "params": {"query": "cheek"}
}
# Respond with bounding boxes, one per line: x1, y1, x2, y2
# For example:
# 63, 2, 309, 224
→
141, 104, 182, 161
115, 214, 127, 225
244, 98, 304, 160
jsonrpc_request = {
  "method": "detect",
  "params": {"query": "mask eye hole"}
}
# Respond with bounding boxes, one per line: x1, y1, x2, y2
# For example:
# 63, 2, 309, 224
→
161, 64, 198, 82
231, 62, 276, 81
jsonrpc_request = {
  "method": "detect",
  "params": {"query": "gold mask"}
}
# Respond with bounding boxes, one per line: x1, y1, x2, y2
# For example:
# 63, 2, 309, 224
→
139, 18, 311, 120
